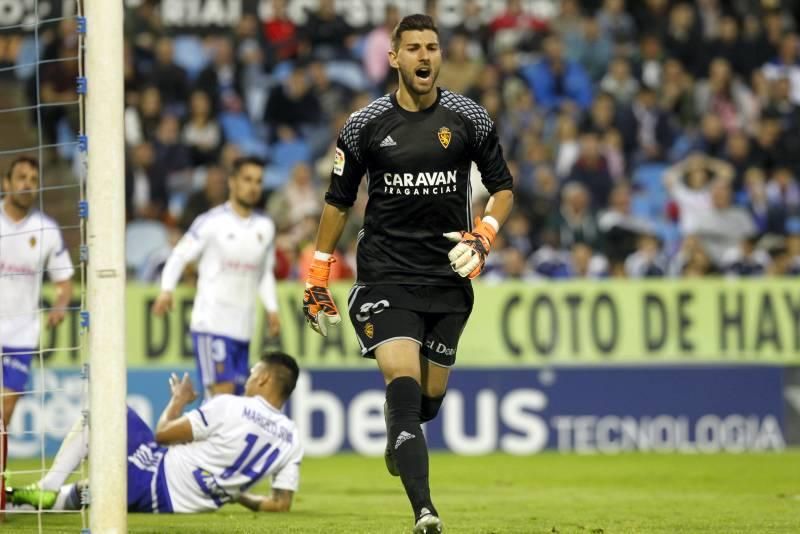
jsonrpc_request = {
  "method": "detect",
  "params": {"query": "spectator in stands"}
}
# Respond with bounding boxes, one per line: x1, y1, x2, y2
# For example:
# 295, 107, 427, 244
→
553, 0, 584, 56
725, 131, 759, 190
692, 113, 729, 159
489, 0, 549, 53
553, 113, 581, 177
147, 37, 189, 112
266, 162, 321, 234
692, 178, 757, 266
363, 4, 401, 89
600, 57, 639, 105
195, 37, 242, 112
262, 0, 302, 67
599, 183, 654, 268
566, 129, 615, 208
766, 166, 800, 212
152, 115, 192, 193
178, 166, 227, 232
572, 17, 613, 84
704, 14, 750, 78
665, 153, 734, 234
302, 0, 355, 61
263, 64, 322, 143
521, 34, 593, 113
694, 58, 758, 135
743, 167, 785, 235
126, 142, 168, 221
125, 85, 162, 146
664, 2, 704, 77
597, 0, 636, 48
438, 32, 483, 95
39, 40, 79, 143
624, 233, 667, 278
632, 0, 671, 38
762, 33, 800, 105
625, 85, 675, 163
568, 242, 609, 278
308, 60, 354, 123
634, 34, 666, 89
452, 0, 491, 59
785, 225, 800, 274
547, 182, 602, 250
124, 0, 161, 54
658, 58, 697, 130
182, 90, 223, 167
763, 75, 800, 133
669, 235, 716, 277
720, 236, 770, 276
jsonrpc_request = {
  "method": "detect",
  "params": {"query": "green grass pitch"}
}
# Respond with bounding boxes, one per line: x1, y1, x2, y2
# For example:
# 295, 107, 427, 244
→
4, 451, 800, 533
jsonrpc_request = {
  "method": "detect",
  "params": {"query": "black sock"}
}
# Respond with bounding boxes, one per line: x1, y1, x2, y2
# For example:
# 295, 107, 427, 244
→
386, 376, 437, 519
420, 393, 445, 423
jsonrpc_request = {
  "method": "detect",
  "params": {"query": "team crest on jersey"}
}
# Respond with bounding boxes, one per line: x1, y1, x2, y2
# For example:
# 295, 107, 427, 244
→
257, 232, 263, 243
29, 236, 36, 248
365, 322, 374, 339
437, 127, 451, 149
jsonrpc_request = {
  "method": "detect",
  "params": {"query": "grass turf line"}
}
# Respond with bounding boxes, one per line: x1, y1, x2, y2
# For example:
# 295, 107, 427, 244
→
3, 451, 799, 533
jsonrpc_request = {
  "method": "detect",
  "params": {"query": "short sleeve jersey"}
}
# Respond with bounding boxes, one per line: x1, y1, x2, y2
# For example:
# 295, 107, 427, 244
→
0, 206, 74, 347
164, 394, 302, 513
325, 88, 513, 286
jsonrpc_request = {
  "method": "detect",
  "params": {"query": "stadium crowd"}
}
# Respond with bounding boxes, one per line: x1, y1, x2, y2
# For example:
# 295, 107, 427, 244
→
29, 0, 800, 281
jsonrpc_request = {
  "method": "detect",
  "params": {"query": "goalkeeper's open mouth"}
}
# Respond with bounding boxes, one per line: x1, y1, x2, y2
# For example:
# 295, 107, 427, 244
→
415, 65, 432, 81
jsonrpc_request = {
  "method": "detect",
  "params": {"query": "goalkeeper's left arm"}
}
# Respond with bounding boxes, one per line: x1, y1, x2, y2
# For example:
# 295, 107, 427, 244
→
445, 189, 513, 279
238, 488, 294, 512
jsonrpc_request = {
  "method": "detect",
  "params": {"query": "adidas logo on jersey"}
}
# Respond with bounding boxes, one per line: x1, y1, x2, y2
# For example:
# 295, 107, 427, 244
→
380, 135, 397, 148
394, 430, 416, 450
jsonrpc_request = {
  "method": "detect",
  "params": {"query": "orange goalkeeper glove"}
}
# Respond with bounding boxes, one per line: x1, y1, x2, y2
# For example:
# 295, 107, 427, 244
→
444, 217, 498, 279
303, 255, 341, 337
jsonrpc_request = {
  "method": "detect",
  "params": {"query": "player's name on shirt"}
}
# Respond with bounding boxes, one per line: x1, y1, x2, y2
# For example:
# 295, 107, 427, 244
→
242, 405, 295, 444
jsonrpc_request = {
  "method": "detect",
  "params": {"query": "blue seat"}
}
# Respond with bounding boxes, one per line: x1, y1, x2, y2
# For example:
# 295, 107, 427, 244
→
125, 220, 170, 279
633, 163, 668, 194
173, 36, 210, 82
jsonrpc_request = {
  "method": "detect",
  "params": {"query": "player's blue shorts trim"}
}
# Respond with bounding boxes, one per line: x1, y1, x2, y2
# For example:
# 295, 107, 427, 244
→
1, 346, 36, 392
126, 407, 173, 513
191, 332, 250, 395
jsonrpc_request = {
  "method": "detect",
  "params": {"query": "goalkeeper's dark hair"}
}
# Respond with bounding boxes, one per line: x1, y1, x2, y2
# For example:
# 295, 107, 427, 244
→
261, 351, 300, 400
5, 155, 39, 179
232, 156, 266, 175
391, 14, 439, 51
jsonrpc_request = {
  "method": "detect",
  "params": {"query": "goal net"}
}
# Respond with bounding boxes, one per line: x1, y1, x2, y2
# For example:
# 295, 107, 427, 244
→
0, 0, 126, 531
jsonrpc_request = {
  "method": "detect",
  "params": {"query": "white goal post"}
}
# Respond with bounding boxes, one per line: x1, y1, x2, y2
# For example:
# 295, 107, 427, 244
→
85, 0, 127, 532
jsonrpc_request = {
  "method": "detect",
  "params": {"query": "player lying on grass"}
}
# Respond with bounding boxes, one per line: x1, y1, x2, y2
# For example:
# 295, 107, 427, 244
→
7, 351, 302, 513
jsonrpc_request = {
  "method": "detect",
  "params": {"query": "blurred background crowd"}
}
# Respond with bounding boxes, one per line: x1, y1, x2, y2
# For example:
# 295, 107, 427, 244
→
8, 0, 800, 282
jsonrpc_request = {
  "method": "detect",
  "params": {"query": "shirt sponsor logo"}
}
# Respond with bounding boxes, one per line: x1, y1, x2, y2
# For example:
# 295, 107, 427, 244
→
382, 170, 457, 196
333, 147, 345, 176
438, 126, 451, 149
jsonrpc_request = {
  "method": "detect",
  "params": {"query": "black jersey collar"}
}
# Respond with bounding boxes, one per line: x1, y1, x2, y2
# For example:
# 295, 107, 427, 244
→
390, 87, 441, 121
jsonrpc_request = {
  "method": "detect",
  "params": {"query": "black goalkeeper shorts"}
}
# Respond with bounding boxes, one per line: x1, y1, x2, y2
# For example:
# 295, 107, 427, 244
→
346, 284, 474, 367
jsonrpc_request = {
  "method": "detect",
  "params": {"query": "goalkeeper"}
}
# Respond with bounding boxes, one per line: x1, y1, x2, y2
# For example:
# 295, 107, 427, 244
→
302, 13, 513, 534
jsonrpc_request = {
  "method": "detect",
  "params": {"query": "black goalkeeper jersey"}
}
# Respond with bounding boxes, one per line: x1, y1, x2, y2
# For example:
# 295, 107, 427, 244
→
325, 88, 513, 286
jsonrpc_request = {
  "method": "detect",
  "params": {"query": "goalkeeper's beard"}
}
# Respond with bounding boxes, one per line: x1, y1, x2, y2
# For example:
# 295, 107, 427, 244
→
398, 65, 439, 97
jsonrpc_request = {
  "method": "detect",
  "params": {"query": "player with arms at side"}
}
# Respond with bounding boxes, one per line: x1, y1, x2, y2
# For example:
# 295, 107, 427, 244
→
8, 351, 302, 514
0, 156, 74, 429
152, 157, 281, 399
302, 14, 514, 533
